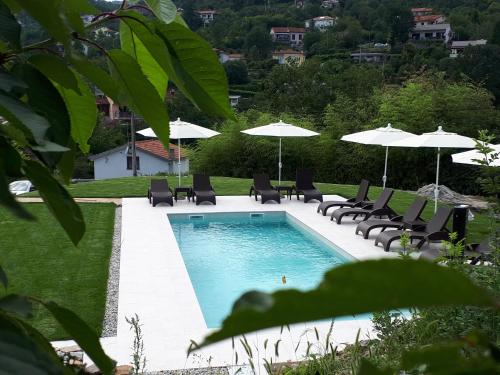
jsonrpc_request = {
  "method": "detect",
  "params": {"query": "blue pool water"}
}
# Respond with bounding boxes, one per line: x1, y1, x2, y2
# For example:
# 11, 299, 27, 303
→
169, 212, 351, 328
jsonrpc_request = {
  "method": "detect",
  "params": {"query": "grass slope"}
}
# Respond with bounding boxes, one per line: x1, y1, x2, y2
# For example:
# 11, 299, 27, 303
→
30, 175, 491, 242
0, 203, 115, 340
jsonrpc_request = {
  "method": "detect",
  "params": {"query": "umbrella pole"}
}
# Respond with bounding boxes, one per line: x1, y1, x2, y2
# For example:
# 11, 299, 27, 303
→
278, 137, 282, 185
383, 146, 389, 189
434, 147, 440, 213
178, 138, 181, 187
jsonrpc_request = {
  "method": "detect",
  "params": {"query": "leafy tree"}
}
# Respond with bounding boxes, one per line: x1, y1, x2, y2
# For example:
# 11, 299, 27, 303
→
244, 25, 273, 60
224, 60, 249, 84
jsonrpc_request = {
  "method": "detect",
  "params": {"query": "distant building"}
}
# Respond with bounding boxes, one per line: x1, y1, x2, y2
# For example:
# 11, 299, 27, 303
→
270, 27, 306, 46
350, 52, 389, 64
272, 50, 306, 65
321, 0, 340, 8
229, 95, 241, 107
305, 16, 336, 31
450, 39, 487, 57
410, 23, 452, 43
414, 14, 446, 26
217, 51, 245, 64
90, 140, 188, 180
95, 93, 136, 121
411, 7, 434, 17
196, 9, 217, 24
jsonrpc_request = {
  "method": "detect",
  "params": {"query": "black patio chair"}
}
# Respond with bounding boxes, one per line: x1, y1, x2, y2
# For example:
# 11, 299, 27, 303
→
293, 168, 323, 203
249, 173, 281, 204
317, 179, 371, 216
193, 174, 216, 205
149, 179, 174, 207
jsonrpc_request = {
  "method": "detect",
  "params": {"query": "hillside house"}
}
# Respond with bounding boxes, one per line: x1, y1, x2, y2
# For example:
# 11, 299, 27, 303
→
450, 39, 487, 57
272, 50, 305, 65
196, 9, 217, 24
321, 0, 340, 8
305, 16, 336, 31
411, 8, 433, 17
90, 140, 188, 180
217, 51, 245, 64
270, 27, 305, 46
411, 23, 452, 43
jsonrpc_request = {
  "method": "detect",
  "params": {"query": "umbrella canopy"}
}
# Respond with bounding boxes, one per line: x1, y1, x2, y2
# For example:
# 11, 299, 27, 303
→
137, 118, 220, 186
137, 118, 220, 139
386, 126, 476, 212
341, 123, 415, 188
241, 120, 319, 184
452, 144, 500, 167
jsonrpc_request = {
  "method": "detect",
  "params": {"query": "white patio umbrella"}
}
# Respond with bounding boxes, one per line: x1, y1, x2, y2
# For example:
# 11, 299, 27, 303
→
387, 126, 476, 212
340, 123, 415, 188
241, 120, 319, 184
452, 143, 500, 167
137, 118, 220, 186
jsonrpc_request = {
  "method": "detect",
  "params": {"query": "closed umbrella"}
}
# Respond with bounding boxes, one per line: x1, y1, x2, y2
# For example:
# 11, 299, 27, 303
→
137, 118, 220, 186
387, 126, 476, 212
341, 123, 415, 188
452, 144, 500, 167
241, 120, 319, 184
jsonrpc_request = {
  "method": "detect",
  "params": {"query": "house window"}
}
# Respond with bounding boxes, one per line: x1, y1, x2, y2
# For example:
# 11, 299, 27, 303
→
425, 32, 433, 38
291, 34, 296, 40
127, 156, 140, 170
169, 148, 175, 159
299, 34, 303, 40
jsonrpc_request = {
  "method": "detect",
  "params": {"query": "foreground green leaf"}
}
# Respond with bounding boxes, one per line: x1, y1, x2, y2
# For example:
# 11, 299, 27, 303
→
155, 21, 233, 119
203, 259, 498, 345
29, 55, 80, 93
53, 70, 97, 153
0, 295, 32, 318
70, 55, 126, 104
11, 0, 71, 44
0, 1, 20, 49
107, 49, 169, 146
41, 301, 115, 375
120, 18, 168, 99
144, 0, 177, 24
22, 160, 84, 245
0, 265, 7, 289
0, 313, 67, 374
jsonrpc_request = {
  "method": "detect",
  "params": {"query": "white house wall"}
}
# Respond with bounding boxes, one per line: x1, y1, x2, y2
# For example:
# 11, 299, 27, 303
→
93, 149, 189, 180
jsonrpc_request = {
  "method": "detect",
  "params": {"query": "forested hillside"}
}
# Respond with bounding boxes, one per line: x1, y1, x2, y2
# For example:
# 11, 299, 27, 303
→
36, 0, 499, 192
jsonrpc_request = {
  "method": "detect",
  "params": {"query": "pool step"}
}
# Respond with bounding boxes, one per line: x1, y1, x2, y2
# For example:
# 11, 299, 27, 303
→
188, 214, 205, 220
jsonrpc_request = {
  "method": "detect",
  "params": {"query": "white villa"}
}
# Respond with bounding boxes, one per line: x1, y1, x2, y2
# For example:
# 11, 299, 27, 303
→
305, 16, 336, 31
272, 49, 306, 65
270, 27, 306, 46
196, 9, 217, 24
90, 139, 188, 180
410, 23, 452, 43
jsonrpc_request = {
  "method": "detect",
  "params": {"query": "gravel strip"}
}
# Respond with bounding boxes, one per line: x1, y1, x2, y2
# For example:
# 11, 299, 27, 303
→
102, 206, 122, 337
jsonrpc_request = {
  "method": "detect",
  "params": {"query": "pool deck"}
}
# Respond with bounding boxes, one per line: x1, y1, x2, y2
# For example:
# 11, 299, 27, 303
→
54, 195, 405, 372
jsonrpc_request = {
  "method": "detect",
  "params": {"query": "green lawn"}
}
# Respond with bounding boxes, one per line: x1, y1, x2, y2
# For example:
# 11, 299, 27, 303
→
0, 203, 115, 340
28, 175, 491, 243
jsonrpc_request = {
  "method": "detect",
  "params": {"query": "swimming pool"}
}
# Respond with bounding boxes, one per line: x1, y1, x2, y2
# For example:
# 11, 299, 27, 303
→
168, 211, 351, 328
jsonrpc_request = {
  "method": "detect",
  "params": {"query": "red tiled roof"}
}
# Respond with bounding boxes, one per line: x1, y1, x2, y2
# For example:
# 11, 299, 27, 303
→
135, 139, 186, 160
271, 27, 306, 33
273, 49, 304, 55
414, 15, 443, 23
411, 7, 433, 12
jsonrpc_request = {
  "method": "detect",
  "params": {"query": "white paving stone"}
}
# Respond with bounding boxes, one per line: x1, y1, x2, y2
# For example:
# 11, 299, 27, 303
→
55, 195, 401, 372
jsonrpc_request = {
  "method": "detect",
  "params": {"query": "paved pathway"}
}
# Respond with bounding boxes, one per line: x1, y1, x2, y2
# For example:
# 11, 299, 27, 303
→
17, 197, 122, 205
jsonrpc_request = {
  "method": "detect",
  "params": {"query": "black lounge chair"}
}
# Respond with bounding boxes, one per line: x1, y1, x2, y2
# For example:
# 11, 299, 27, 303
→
355, 197, 427, 239
293, 168, 323, 203
317, 179, 371, 216
149, 179, 173, 207
249, 174, 281, 204
193, 174, 216, 205
375, 206, 452, 252
331, 188, 395, 224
